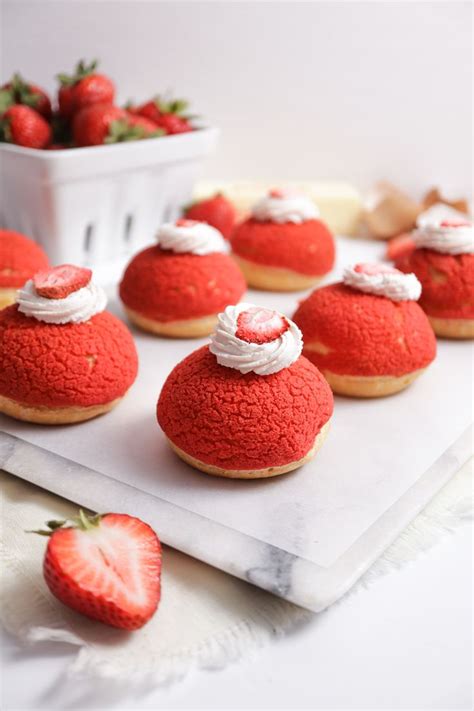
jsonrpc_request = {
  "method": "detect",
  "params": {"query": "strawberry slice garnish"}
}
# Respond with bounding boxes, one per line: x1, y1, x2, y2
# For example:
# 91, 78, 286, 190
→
268, 188, 287, 198
33, 264, 92, 299
34, 510, 161, 631
354, 263, 399, 276
385, 234, 416, 262
175, 218, 199, 228
439, 219, 471, 228
236, 306, 289, 344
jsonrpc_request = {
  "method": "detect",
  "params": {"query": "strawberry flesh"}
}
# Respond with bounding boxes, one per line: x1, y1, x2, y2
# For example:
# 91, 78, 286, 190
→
43, 514, 161, 631
175, 218, 198, 227
34, 264, 92, 299
236, 306, 289, 344
354, 262, 399, 276
439, 219, 471, 228
269, 188, 286, 198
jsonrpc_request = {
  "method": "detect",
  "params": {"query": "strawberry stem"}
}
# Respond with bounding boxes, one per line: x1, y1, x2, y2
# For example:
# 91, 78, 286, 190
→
57, 59, 98, 87
26, 510, 102, 536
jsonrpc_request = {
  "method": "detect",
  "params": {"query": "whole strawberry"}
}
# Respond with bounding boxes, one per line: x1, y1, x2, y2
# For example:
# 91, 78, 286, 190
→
57, 59, 115, 119
0, 73, 52, 119
0, 105, 51, 149
74, 103, 162, 146
137, 96, 194, 135
185, 193, 237, 239
34, 510, 162, 630
125, 112, 163, 137
73, 103, 127, 146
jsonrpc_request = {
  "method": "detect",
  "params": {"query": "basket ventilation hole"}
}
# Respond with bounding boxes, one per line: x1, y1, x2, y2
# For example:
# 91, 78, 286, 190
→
84, 224, 94, 254
124, 214, 133, 243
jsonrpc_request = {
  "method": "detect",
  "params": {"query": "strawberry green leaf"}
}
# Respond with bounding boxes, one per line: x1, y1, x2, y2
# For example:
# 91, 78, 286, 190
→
0, 89, 14, 113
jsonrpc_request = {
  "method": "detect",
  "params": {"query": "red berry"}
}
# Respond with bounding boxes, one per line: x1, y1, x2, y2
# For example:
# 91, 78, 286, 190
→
73, 103, 127, 146
57, 60, 115, 118
33, 264, 92, 299
156, 113, 192, 135
0, 105, 51, 149
136, 100, 162, 124
72, 73, 115, 113
185, 194, 236, 239
58, 84, 75, 119
136, 97, 194, 135
125, 112, 161, 136
39, 511, 161, 631
1, 74, 52, 119
236, 306, 290, 344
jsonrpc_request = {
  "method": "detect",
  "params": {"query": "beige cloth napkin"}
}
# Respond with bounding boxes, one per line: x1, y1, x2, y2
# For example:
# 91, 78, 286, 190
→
1, 461, 472, 684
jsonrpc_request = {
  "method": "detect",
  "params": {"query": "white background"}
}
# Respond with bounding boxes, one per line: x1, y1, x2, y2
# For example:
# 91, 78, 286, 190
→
1, 0, 472, 196
1, 3, 472, 709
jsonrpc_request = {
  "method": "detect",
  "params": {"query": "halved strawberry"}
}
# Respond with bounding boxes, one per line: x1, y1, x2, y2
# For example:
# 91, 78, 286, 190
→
236, 306, 289, 344
185, 194, 236, 239
34, 264, 92, 299
34, 511, 161, 631
385, 234, 416, 262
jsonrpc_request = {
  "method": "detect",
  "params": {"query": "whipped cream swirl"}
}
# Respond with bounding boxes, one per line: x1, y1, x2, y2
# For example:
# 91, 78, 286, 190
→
252, 189, 319, 224
412, 220, 474, 255
18, 280, 107, 324
209, 303, 303, 376
157, 219, 227, 255
343, 263, 421, 302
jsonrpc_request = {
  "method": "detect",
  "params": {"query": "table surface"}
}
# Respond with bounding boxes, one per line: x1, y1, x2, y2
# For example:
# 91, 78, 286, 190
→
1, 522, 472, 711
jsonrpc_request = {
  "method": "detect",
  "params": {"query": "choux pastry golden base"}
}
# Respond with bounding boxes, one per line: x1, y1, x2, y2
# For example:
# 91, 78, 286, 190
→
428, 316, 474, 340
0, 393, 123, 425
0, 288, 18, 310
166, 420, 331, 479
233, 255, 324, 292
125, 307, 218, 338
321, 369, 427, 398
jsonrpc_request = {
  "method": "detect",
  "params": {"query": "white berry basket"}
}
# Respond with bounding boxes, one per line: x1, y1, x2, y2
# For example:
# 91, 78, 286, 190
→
0, 127, 219, 283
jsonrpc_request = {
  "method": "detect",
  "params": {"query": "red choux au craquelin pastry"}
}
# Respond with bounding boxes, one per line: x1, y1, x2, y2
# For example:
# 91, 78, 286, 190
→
157, 303, 334, 479
119, 219, 246, 338
395, 219, 474, 339
0, 229, 49, 309
293, 263, 437, 398
230, 188, 335, 291
0, 264, 138, 424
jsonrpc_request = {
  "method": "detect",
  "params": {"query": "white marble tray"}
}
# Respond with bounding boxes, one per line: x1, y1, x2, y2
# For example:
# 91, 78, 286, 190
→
1, 238, 472, 611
